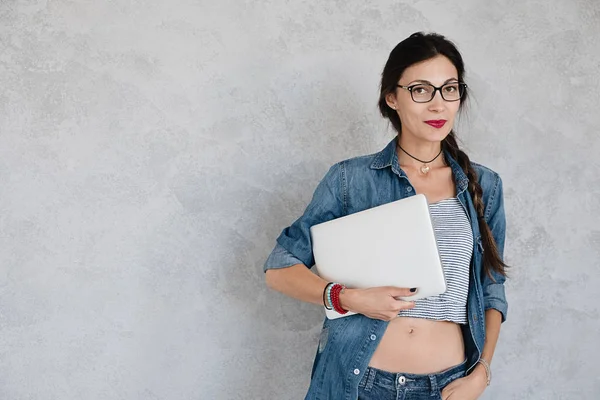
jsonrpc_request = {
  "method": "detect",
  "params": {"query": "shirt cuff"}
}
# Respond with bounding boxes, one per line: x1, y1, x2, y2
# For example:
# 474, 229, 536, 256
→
263, 243, 306, 273
483, 290, 508, 323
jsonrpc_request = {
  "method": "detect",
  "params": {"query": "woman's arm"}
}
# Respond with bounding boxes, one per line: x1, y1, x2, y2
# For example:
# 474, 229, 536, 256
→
265, 261, 417, 321
263, 163, 344, 306
266, 264, 329, 307
263, 161, 415, 320
471, 309, 502, 383
475, 174, 508, 381
441, 309, 502, 399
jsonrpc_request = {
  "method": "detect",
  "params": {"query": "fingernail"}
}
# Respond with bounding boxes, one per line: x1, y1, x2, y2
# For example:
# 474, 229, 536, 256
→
410, 288, 417, 293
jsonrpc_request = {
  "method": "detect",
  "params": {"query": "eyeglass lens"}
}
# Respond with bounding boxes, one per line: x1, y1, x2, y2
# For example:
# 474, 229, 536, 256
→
411, 83, 464, 102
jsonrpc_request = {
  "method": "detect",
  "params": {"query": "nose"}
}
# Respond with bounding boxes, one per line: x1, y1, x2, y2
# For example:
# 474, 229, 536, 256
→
428, 90, 446, 111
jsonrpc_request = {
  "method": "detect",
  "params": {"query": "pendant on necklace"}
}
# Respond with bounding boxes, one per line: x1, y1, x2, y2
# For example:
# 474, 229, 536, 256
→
420, 165, 430, 175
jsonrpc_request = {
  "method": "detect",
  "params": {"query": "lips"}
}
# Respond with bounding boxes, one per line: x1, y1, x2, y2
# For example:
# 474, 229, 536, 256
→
425, 120, 447, 128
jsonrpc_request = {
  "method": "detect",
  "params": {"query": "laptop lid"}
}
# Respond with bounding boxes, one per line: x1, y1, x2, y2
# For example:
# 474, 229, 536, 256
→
310, 194, 446, 319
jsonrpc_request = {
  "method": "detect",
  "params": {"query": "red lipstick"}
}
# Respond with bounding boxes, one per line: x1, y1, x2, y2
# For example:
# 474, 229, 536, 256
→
425, 120, 447, 129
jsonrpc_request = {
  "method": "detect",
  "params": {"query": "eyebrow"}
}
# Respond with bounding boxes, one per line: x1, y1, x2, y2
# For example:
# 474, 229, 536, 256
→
408, 78, 459, 85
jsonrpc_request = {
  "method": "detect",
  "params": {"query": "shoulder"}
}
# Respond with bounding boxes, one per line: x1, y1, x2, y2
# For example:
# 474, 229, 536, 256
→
327, 137, 397, 174
336, 150, 381, 172
317, 154, 376, 197
314, 150, 380, 192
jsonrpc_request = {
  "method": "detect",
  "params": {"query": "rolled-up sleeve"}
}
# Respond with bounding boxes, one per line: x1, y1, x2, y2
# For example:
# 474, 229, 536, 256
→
482, 174, 508, 322
263, 243, 305, 272
263, 162, 345, 272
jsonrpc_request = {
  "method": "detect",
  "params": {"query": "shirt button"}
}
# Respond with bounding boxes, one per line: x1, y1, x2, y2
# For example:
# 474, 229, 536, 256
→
473, 314, 478, 321
370, 334, 377, 341
353, 369, 360, 375
406, 187, 413, 192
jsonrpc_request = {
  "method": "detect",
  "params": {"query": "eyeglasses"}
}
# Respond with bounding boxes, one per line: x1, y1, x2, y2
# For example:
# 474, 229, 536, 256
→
396, 82, 467, 103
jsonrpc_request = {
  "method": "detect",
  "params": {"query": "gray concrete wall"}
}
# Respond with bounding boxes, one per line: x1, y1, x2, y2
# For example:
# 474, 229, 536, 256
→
1, 0, 598, 399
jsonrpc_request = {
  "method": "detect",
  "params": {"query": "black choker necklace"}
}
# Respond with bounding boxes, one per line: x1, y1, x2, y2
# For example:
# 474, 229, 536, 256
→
397, 144, 443, 175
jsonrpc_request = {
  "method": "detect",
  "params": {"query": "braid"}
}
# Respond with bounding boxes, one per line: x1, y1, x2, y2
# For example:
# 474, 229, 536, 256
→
443, 131, 508, 280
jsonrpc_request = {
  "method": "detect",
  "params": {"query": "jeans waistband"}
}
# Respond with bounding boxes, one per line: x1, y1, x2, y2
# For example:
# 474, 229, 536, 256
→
359, 358, 468, 395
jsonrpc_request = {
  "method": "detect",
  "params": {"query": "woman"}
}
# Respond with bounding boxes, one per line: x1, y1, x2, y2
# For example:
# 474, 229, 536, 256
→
263, 32, 509, 400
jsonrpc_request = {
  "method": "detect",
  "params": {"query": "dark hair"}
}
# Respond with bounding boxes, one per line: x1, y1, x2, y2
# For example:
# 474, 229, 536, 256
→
378, 32, 508, 280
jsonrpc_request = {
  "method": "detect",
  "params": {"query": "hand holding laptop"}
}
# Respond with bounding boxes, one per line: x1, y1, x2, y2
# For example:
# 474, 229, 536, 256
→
338, 286, 419, 321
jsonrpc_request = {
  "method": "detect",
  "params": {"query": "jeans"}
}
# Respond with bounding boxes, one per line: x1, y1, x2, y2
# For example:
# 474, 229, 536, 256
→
357, 359, 468, 400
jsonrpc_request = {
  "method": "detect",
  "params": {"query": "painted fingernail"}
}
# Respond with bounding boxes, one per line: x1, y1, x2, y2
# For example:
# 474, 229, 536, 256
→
410, 288, 417, 293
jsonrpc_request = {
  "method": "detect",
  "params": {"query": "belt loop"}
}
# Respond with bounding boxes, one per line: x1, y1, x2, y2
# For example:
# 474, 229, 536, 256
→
359, 367, 377, 391
429, 374, 438, 397
366, 367, 376, 391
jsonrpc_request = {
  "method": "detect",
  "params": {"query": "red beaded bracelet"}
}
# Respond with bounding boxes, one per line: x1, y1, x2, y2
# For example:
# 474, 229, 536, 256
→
330, 283, 348, 314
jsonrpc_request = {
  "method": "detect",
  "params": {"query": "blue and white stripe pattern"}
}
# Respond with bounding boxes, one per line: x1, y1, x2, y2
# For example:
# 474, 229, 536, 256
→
399, 197, 472, 324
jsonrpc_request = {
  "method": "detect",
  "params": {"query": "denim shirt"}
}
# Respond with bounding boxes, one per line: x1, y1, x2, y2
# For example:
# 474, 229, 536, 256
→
263, 136, 508, 400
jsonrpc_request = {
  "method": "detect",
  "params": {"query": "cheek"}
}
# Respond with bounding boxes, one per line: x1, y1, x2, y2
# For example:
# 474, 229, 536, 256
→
448, 104, 461, 119
399, 104, 427, 124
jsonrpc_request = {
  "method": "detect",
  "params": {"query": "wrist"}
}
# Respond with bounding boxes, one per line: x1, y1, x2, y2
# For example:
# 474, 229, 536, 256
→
339, 288, 357, 312
472, 360, 491, 387
471, 364, 486, 379
322, 282, 334, 309
326, 283, 349, 314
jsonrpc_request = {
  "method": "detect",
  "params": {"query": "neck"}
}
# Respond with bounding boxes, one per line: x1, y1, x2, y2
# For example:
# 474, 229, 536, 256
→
396, 135, 445, 168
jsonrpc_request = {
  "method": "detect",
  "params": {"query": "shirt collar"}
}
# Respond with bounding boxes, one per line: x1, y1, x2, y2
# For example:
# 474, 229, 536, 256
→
370, 135, 469, 192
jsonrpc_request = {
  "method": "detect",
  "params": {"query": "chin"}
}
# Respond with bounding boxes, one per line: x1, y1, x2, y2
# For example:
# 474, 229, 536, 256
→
419, 129, 452, 142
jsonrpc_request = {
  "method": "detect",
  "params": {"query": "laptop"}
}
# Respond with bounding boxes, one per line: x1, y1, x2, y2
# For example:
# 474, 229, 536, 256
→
309, 194, 446, 319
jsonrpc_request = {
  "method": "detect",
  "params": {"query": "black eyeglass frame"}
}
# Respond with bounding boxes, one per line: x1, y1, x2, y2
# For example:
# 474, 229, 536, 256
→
396, 82, 468, 103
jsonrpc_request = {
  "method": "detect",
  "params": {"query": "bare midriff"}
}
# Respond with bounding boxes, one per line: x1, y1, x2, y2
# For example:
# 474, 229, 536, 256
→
368, 316, 465, 374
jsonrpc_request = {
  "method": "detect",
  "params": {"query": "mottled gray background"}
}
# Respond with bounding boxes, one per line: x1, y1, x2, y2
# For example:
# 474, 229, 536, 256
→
1, 0, 599, 399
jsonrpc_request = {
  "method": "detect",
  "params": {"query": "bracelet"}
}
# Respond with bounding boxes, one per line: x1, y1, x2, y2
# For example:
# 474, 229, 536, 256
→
326, 283, 335, 309
325, 282, 338, 311
476, 358, 492, 386
329, 283, 348, 314
322, 282, 334, 310
326, 283, 335, 310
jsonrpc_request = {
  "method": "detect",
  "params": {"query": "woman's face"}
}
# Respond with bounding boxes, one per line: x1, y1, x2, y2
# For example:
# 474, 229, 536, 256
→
386, 55, 461, 143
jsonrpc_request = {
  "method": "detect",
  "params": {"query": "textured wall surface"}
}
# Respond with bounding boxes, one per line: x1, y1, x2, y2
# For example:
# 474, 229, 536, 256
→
1, 1, 599, 399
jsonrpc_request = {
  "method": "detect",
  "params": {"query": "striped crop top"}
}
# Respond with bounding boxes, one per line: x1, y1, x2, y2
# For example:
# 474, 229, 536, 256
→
398, 197, 473, 324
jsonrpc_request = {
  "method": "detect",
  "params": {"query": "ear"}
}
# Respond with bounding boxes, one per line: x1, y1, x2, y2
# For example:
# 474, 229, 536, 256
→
385, 92, 398, 110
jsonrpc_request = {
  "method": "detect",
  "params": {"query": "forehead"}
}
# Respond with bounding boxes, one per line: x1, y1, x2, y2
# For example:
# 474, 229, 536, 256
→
399, 55, 458, 85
